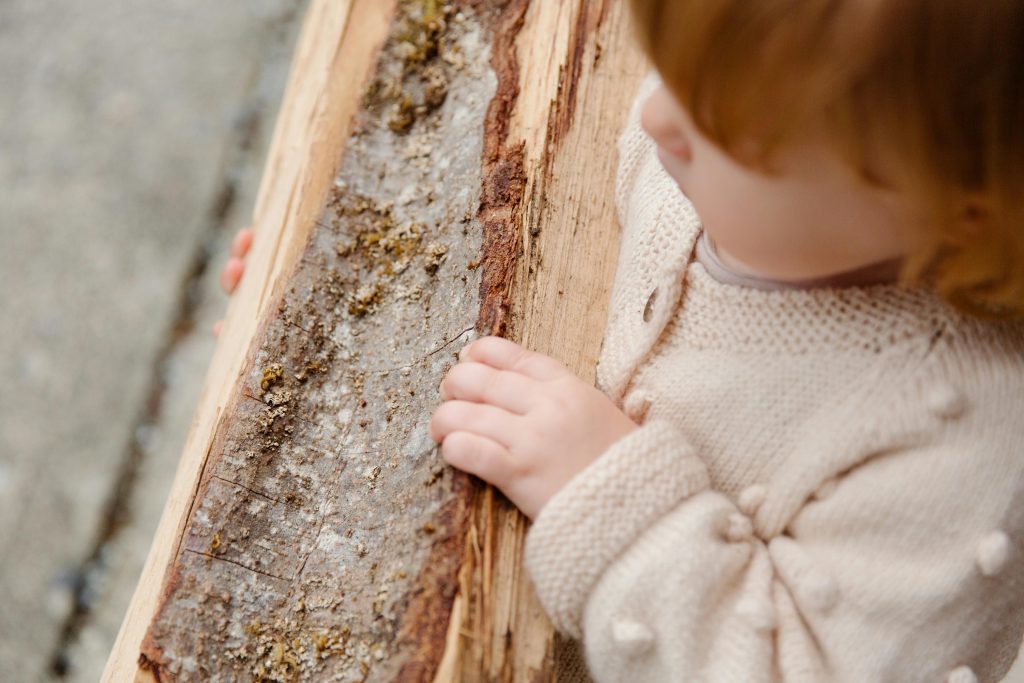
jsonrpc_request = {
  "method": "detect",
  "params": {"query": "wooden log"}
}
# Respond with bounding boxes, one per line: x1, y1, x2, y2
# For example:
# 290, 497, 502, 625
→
103, 0, 646, 680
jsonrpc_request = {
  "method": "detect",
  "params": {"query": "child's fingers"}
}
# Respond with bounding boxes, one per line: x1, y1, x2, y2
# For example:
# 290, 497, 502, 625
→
230, 227, 253, 258
429, 400, 521, 449
220, 256, 245, 294
458, 336, 569, 381
438, 431, 518, 487
439, 361, 538, 415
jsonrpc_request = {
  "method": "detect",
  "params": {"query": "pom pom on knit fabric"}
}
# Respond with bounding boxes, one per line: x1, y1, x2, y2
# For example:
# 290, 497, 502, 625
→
721, 511, 754, 542
975, 530, 1012, 577
611, 619, 655, 657
926, 382, 968, 419
738, 484, 767, 515
736, 596, 776, 632
769, 537, 840, 613
946, 665, 979, 683
623, 389, 652, 422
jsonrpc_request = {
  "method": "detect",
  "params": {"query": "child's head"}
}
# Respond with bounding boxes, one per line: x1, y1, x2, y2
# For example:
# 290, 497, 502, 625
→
629, 0, 1024, 317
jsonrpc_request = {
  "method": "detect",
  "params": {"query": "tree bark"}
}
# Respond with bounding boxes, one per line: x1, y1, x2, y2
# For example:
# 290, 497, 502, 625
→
103, 1, 646, 680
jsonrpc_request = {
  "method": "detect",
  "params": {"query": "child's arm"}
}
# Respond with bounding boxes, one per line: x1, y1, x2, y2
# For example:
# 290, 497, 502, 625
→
523, 346, 1024, 682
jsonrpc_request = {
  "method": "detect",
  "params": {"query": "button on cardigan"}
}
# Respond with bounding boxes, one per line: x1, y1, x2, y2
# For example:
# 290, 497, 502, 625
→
523, 74, 1024, 683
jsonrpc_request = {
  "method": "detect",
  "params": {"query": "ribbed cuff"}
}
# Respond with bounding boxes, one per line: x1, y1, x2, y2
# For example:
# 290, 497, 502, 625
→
523, 419, 710, 638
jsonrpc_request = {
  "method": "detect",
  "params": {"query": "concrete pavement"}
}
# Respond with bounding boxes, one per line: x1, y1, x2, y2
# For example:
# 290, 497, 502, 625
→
0, 1, 306, 679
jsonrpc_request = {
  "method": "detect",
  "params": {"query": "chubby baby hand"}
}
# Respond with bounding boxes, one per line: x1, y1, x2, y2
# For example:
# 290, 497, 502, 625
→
428, 336, 637, 520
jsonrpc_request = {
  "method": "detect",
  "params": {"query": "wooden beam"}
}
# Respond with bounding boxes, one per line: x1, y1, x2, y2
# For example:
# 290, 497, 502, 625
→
102, 1, 398, 679
104, 0, 646, 680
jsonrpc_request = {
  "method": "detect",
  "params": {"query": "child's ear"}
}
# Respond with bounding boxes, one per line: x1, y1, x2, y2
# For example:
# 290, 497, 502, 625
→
640, 86, 694, 162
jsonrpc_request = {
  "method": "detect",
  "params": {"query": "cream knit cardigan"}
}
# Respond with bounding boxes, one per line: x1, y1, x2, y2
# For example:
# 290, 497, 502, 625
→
522, 76, 1024, 682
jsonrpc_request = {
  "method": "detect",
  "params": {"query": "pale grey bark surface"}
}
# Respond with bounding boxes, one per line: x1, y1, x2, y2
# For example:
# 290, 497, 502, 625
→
142, 4, 499, 679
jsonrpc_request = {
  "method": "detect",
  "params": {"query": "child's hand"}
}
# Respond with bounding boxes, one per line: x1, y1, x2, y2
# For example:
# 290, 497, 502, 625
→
213, 227, 253, 337
429, 336, 638, 520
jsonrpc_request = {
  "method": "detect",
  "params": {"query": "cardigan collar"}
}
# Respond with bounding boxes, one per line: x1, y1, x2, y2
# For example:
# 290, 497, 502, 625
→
594, 174, 956, 403
596, 175, 702, 403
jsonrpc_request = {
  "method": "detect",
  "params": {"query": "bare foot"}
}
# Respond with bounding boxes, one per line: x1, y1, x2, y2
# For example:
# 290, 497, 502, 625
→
213, 227, 253, 337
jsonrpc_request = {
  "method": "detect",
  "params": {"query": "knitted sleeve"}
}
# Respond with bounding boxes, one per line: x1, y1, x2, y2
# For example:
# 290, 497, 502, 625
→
523, 360, 1024, 682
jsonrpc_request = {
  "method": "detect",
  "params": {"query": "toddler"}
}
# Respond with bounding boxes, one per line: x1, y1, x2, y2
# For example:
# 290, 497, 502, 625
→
223, 1, 1024, 680
430, 1, 1024, 682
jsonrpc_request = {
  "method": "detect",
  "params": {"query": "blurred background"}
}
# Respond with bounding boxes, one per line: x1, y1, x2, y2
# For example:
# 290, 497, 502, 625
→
0, 1, 309, 680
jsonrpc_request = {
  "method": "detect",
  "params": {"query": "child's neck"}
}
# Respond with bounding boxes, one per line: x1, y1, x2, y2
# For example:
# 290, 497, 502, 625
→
698, 231, 903, 291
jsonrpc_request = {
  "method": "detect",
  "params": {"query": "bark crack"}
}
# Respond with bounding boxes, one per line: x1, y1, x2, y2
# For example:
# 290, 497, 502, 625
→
182, 548, 292, 582
209, 474, 283, 506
